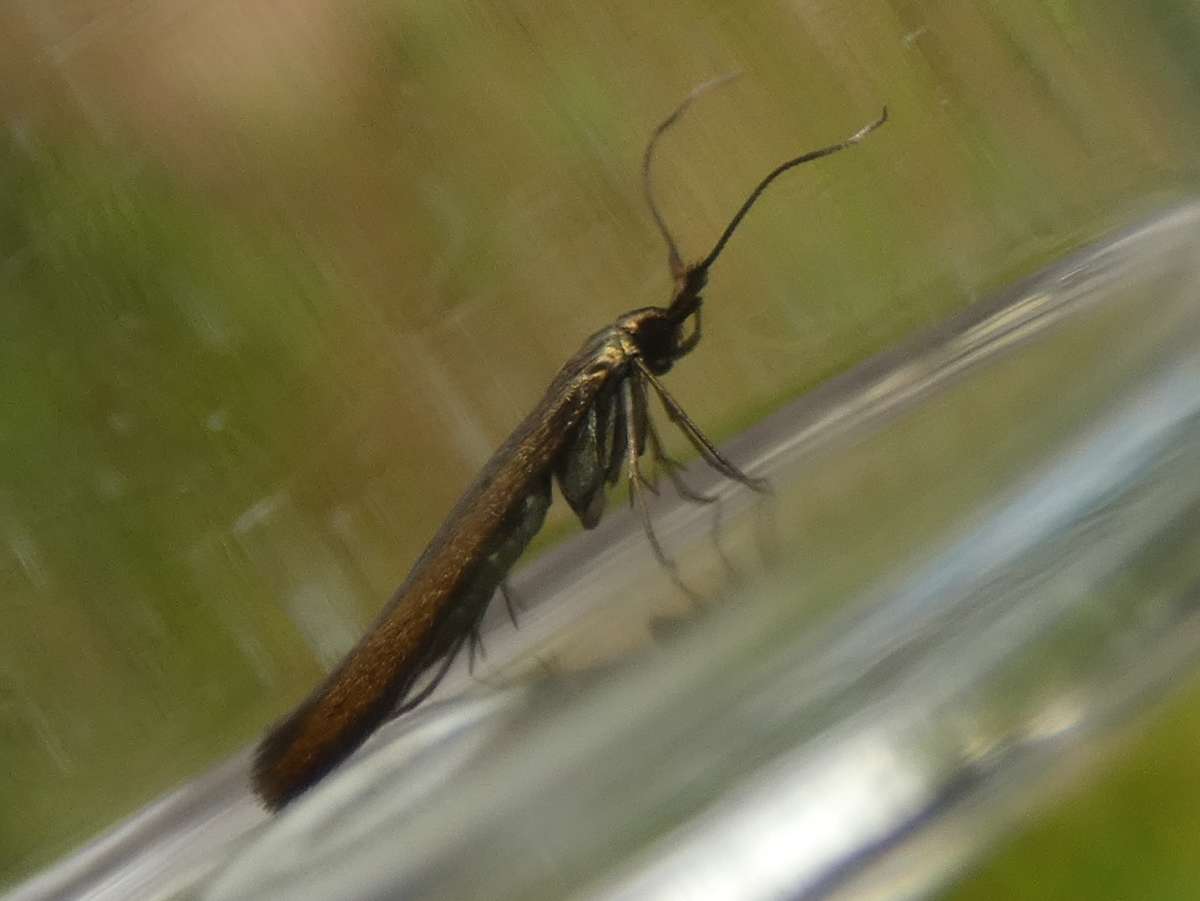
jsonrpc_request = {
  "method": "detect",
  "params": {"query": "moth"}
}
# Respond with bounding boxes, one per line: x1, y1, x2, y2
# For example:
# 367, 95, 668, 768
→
253, 79, 887, 810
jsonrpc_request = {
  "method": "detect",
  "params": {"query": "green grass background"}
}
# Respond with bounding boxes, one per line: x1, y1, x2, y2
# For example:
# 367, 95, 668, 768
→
3, 0, 1200, 891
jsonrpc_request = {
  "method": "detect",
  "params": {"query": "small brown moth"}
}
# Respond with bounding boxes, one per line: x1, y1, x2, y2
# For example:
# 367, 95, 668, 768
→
253, 79, 887, 810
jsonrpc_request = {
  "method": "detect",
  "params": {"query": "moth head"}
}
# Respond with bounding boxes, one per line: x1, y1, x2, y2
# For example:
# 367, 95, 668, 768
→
618, 307, 692, 375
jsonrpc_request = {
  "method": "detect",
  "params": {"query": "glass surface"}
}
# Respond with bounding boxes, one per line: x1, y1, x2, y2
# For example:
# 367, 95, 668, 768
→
4, 0, 1200, 897
199, 204, 1200, 901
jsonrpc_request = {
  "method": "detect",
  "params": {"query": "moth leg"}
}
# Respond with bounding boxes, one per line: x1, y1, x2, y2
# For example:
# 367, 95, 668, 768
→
623, 386, 654, 510
624, 378, 700, 601
641, 394, 743, 580
394, 629, 469, 716
636, 359, 770, 494
635, 377, 716, 506
650, 435, 713, 505
500, 580, 521, 628
628, 375, 660, 496
467, 626, 487, 675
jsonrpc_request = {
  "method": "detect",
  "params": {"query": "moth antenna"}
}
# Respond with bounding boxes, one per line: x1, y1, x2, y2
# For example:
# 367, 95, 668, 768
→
692, 106, 888, 278
643, 73, 742, 282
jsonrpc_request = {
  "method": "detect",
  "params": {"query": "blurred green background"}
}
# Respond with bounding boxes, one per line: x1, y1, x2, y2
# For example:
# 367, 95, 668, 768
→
3, 0, 1200, 892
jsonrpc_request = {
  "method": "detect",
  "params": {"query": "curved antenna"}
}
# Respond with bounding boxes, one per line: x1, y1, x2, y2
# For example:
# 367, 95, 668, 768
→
642, 73, 741, 281
693, 106, 888, 276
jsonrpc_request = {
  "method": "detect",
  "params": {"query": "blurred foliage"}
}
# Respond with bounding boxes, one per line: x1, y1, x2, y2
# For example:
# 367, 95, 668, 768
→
2, 0, 1200, 889
0, 130, 339, 878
